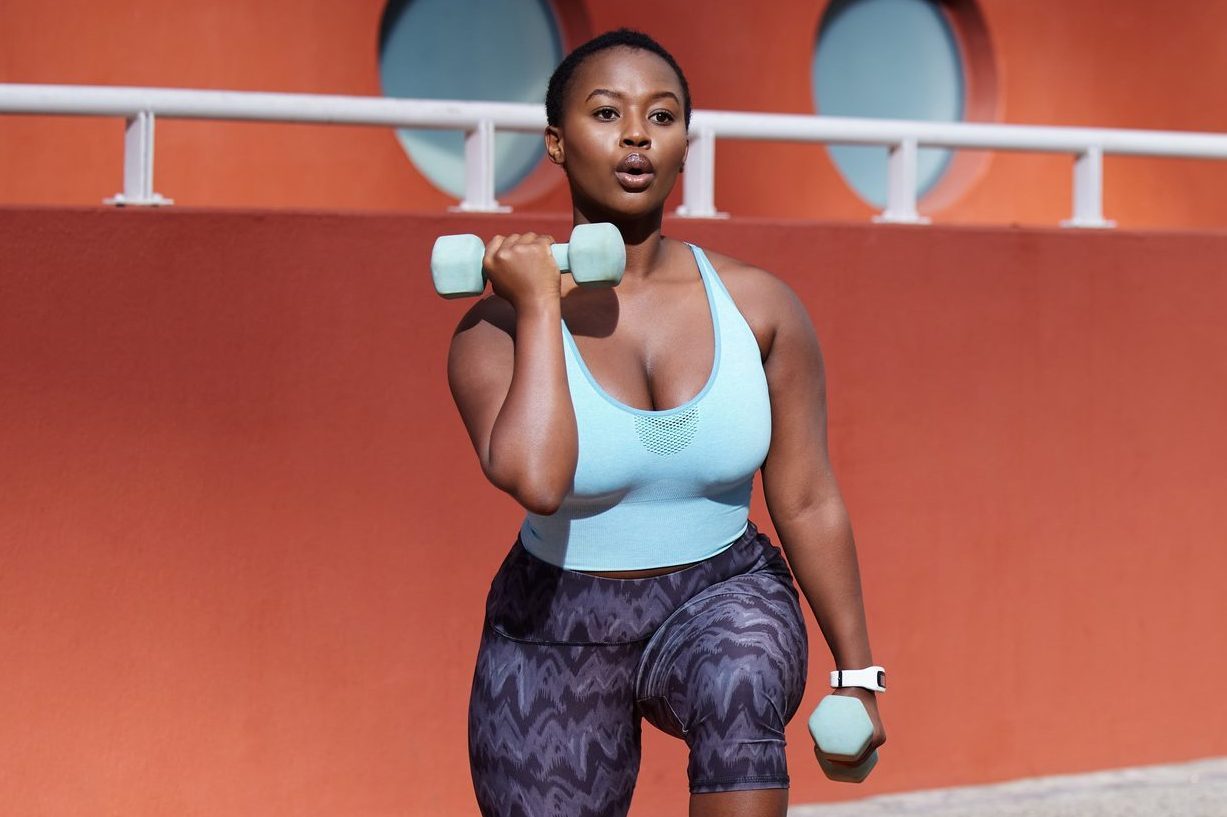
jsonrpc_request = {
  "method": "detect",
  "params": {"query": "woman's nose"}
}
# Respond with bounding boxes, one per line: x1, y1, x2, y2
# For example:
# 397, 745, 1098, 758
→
621, 120, 651, 148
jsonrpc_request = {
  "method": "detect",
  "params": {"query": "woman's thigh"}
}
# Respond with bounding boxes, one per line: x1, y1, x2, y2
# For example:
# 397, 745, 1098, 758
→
468, 624, 643, 817
636, 571, 809, 795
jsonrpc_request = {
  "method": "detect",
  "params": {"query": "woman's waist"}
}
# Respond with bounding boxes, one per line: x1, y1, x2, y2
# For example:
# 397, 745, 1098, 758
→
487, 519, 790, 645
579, 560, 702, 579
519, 492, 753, 572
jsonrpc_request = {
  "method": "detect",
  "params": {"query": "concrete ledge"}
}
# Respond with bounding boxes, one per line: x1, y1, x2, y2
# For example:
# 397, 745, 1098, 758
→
790, 757, 1227, 816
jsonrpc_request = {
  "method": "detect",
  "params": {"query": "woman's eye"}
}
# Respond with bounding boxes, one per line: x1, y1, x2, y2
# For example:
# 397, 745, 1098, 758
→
650, 110, 676, 124
593, 108, 618, 121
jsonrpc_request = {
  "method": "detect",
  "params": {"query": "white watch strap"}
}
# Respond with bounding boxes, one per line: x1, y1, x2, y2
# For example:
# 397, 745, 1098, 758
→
829, 666, 886, 692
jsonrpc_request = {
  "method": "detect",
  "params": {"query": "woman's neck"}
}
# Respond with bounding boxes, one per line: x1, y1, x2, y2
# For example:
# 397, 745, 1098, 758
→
572, 206, 668, 283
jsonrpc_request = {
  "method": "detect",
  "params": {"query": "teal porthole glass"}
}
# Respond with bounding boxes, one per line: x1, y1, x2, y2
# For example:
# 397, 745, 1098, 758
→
378, 0, 563, 197
813, 0, 965, 206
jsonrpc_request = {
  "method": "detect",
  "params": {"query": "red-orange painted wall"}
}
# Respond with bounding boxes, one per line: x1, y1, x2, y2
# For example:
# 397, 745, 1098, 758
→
2, 207, 1226, 816
4, 1, 1227, 228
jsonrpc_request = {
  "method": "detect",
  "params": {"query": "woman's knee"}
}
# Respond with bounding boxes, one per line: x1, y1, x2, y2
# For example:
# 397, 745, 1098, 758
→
637, 579, 809, 726
635, 582, 809, 792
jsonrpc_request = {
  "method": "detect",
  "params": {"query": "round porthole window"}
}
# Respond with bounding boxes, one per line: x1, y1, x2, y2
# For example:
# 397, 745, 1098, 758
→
378, 0, 563, 198
812, 0, 966, 207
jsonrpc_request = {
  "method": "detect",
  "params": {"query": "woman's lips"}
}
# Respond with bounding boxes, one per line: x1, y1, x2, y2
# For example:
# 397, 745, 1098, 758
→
615, 170, 656, 191
615, 153, 656, 191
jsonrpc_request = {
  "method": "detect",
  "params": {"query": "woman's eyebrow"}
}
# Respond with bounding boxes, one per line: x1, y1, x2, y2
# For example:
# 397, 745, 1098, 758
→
585, 89, 682, 105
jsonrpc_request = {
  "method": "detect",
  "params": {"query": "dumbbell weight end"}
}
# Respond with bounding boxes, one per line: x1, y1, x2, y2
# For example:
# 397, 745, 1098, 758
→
431, 233, 487, 299
816, 748, 879, 784
560, 222, 624, 287
808, 694, 880, 784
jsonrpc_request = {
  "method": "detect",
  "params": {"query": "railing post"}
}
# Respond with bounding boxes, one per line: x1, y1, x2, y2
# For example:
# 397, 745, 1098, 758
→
1061, 146, 1115, 228
454, 118, 510, 213
874, 138, 929, 224
675, 127, 726, 218
104, 110, 172, 206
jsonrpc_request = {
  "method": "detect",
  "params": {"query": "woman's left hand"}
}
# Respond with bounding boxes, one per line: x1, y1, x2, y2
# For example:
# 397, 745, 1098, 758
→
814, 686, 887, 772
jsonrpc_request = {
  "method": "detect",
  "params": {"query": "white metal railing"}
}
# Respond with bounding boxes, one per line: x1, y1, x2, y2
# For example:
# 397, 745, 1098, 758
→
5, 83, 1227, 226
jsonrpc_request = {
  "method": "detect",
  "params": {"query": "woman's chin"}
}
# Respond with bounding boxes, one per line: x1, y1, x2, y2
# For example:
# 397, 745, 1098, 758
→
571, 174, 676, 219
580, 190, 671, 222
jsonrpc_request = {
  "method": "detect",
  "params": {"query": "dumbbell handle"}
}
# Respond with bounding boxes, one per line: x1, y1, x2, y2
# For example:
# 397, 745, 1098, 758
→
549, 242, 575, 272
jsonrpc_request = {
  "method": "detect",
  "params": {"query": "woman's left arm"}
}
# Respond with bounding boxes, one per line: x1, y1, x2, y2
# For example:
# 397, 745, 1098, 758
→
756, 274, 886, 752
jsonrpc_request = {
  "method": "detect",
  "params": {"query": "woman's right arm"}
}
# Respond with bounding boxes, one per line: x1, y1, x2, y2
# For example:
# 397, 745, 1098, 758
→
446, 233, 578, 516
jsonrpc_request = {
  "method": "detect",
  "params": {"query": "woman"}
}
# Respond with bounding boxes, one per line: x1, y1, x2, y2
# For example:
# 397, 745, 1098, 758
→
448, 28, 886, 817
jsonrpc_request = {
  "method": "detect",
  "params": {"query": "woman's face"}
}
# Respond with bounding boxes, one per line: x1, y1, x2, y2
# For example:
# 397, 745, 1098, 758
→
547, 47, 688, 220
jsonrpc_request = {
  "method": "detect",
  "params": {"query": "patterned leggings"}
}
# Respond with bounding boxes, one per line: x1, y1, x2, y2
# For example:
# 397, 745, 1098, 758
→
468, 521, 809, 817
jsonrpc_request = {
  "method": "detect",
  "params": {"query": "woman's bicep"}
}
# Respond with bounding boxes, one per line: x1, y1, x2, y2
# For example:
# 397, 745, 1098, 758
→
760, 284, 841, 520
447, 302, 515, 474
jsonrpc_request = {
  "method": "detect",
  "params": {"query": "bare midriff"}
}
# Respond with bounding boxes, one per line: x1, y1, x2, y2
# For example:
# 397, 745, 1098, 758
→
579, 560, 701, 579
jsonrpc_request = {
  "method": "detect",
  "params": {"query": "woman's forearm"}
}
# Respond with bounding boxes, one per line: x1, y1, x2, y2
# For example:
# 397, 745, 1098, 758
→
773, 498, 874, 668
486, 298, 578, 514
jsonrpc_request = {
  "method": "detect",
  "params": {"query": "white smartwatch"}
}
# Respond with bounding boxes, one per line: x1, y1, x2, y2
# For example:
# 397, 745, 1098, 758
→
830, 665, 886, 693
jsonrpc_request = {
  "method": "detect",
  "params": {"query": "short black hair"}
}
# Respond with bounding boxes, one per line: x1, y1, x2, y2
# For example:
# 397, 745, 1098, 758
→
545, 28, 691, 129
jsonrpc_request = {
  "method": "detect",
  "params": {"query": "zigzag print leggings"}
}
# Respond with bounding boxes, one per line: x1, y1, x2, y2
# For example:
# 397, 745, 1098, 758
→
468, 521, 808, 817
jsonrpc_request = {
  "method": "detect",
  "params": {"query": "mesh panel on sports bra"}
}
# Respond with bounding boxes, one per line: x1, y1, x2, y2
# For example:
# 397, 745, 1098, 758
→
634, 406, 700, 456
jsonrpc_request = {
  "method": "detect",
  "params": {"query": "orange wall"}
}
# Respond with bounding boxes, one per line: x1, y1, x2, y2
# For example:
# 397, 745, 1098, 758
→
4, 1, 1227, 228
2, 207, 1226, 816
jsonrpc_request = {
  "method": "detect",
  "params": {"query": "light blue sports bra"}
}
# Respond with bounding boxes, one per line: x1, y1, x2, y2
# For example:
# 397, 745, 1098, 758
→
518, 244, 773, 570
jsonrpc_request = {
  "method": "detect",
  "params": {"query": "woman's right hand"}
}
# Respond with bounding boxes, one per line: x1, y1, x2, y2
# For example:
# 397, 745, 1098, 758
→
483, 233, 561, 310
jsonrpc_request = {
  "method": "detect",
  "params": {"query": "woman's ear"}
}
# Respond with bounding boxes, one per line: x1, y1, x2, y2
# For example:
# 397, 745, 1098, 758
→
680, 135, 689, 173
545, 126, 565, 166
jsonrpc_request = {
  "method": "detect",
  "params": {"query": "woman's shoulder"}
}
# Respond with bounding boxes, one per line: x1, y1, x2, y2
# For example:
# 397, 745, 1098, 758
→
695, 244, 798, 308
692, 244, 807, 356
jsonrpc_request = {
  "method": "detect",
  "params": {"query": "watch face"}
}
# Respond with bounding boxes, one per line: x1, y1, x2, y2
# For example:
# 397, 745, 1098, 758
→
877, 671, 885, 689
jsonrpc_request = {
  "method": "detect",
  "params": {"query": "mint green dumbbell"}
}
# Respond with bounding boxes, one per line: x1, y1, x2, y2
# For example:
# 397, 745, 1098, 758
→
808, 695, 879, 783
430, 222, 625, 299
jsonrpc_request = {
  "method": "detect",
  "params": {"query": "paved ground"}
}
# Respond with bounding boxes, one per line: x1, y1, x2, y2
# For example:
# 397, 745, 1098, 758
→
790, 756, 1227, 817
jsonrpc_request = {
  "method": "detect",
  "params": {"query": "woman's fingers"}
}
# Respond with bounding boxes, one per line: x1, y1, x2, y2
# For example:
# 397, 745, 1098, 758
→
481, 232, 562, 308
483, 234, 507, 271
